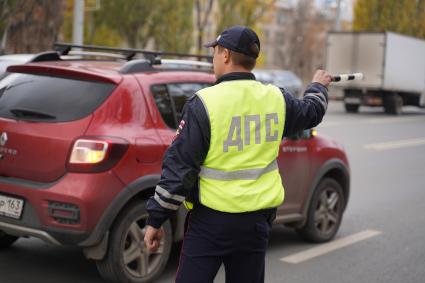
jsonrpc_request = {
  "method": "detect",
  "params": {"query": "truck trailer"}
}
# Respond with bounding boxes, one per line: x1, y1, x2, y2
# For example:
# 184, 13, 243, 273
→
326, 32, 425, 115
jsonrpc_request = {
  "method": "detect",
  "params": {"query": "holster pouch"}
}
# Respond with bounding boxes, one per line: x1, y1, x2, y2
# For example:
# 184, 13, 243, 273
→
267, 209, 277, 227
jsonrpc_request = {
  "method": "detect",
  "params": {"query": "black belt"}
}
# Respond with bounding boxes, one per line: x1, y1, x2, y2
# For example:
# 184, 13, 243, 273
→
193, 203, 276, 219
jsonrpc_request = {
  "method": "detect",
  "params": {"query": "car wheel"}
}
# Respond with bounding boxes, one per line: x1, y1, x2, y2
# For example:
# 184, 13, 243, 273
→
297, 178, 345, 243
96, 201, 172, 283
384, 93, 403, 115
344, 103, 359, 113
0, 231, 19, 248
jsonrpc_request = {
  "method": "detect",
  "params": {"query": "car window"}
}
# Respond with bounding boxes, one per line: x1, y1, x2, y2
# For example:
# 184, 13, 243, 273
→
167, 83, 210, 122
151, 82, 211, 129
151, 84, 176, 129
0, 73, 116, 122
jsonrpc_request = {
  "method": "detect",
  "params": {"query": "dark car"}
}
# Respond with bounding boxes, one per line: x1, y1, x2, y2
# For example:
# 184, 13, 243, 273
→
0, 44, 350, 283
253, 69, 303, 97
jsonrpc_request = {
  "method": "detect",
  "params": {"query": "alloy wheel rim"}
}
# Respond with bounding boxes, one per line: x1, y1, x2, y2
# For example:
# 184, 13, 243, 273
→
122, 216, 165, 278
314, 188, 340, 235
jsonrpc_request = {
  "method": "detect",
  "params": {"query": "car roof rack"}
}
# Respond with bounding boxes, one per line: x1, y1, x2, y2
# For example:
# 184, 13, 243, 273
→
54, 42, 212, 62
53, 42, 213, 74
119, 59, 156, 73
29, 51, 61, 62
118, 59, 213, 74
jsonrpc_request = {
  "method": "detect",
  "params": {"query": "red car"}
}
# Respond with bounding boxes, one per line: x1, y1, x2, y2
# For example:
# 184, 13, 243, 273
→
0, 45, 350, 283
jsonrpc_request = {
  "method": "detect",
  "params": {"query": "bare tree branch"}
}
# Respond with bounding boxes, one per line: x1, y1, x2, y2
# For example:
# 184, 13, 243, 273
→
195, 0, 214, 54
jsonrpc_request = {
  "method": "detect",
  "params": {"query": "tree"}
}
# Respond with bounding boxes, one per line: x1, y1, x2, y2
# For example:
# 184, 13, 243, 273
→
195, 0, 214, 54
61, 0, 124, 47
215, 0, 275, 34
1, 0, 64, 53
148, 0, 194, 53
353, 0, 425, 39
0, 0, 18, 52
64, 0, 194, 53
265, 0, 334, 82
413, 0, 425, 38
93, 0, 156, 48
212, 0, 275, 65
284, 0, 330, 81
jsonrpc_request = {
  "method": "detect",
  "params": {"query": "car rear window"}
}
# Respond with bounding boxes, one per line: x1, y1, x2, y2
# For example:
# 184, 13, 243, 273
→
0, 73, 116, 122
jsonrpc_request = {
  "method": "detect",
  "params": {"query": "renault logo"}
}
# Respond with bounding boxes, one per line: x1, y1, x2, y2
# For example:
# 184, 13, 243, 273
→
0, 132, 7, 147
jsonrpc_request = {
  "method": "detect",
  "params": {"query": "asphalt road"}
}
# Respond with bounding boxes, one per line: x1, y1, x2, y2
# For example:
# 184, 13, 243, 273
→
1, 101, 425, 283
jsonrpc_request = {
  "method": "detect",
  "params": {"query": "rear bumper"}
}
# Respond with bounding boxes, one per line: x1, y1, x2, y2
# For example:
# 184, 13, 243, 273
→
0, 171, 125, 245
0, 221, 60, 245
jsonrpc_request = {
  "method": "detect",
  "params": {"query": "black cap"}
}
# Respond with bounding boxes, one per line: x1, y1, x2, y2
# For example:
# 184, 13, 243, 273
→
204, 25, 260, 59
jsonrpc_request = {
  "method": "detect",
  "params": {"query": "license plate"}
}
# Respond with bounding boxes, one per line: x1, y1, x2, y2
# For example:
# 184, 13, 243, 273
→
0, 194, 24, 219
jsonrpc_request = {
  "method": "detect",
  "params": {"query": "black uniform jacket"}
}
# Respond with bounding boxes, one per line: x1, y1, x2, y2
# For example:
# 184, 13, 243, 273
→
146, 72, 329, 229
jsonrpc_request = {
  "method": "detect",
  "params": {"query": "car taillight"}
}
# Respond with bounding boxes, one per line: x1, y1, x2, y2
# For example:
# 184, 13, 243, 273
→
69, 140, 109, 164
67, 137, 129, 173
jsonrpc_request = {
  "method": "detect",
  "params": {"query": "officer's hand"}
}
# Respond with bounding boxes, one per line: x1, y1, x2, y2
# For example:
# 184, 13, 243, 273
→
312, 69, 332, 87
144, 225, 163, 252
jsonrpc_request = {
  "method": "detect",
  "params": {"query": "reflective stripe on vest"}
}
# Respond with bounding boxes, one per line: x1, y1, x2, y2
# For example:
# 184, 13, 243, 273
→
196, 80, 286, 213
200, 160, 278, 181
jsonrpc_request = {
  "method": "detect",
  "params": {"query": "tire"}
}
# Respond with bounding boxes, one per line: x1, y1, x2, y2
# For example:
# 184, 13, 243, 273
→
345, 103, 359, 113
0, 231, 19, 249
297, 178, 345, 243
384, 94, 403, 115
96, 201, 172, 283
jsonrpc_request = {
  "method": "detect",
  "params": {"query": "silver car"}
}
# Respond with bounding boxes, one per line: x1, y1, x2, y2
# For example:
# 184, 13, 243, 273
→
0, 54, 34, 74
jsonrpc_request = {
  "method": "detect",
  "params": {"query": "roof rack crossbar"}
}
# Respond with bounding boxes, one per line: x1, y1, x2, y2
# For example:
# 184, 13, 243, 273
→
54, 42, 212, 62
161, 59, 213, 67
119, 59, 213, 74
67, 50, 127, 59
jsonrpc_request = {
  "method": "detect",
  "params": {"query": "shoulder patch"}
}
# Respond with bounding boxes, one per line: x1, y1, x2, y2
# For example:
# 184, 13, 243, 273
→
173, 120, 186, 142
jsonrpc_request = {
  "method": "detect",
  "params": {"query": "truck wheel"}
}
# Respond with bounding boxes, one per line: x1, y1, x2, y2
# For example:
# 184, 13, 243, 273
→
96, 201, 172, 283
344, 103, 359, 113
0, 231, 19, 248
384, 94, 403, 115
297, 178, 345, 243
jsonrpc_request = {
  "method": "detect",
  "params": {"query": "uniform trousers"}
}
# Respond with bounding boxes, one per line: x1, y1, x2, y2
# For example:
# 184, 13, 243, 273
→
175, 204, 275, 283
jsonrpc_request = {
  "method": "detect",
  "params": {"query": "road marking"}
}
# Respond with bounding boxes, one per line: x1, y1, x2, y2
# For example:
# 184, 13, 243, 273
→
364, 137, 425, 151
366, 116, 425, 125
317, 117, 425, 128
280, 230, 381, 264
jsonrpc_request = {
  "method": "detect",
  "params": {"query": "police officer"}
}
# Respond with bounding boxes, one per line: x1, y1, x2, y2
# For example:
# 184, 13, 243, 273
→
144, 25, 332, 283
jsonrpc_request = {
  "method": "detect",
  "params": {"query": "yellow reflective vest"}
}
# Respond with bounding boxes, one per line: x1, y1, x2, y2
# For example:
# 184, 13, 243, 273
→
187, 79, 286, 213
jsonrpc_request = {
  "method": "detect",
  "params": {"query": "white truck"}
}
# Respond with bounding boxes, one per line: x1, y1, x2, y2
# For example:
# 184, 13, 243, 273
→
326, 32, 425, 115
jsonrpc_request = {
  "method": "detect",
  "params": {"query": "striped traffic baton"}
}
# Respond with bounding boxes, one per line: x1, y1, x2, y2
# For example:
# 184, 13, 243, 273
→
332, 73, 364, 82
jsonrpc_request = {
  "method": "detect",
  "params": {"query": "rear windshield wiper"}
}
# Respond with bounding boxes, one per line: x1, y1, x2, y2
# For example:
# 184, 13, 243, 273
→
10, 108, 56, 119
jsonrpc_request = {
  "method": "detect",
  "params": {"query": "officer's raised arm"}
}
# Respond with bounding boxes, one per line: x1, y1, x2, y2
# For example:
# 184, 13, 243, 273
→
282, 69, 332, 138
